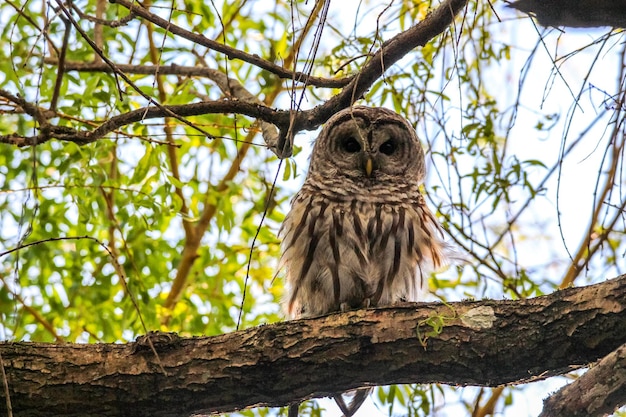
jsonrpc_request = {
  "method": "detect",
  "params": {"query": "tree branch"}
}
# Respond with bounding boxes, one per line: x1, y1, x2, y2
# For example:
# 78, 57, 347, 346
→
1, 0, 468, 151
0, 100, 284, 147
539, 341, 626, 417
108, 0, 351, 88
1, 274, 625, 417
291, 0, 467, 130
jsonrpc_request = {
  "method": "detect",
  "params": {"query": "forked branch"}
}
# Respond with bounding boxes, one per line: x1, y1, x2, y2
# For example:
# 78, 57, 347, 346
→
1, 0, 468, 150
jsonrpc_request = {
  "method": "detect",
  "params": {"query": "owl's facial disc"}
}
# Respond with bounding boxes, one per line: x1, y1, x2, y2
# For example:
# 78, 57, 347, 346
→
326, 120, 411, 179
311, 107, 426, 185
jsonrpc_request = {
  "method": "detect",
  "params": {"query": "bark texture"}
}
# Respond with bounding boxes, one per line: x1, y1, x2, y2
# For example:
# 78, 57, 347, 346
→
1, 274, 625, 417
539, 341, 626, 417
508, 0, 626, 28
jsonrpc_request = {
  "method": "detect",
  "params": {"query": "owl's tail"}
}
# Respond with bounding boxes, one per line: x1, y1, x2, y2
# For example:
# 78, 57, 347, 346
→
332, 387, 372, 417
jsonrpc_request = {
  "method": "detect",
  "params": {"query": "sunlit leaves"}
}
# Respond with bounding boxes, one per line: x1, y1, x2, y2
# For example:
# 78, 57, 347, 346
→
468, 156, 547, 211
377, 385, 435, 417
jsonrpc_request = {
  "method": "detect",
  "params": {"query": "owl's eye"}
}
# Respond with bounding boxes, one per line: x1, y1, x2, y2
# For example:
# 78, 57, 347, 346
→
379, 139, 397, 155
340, 137, 361, 153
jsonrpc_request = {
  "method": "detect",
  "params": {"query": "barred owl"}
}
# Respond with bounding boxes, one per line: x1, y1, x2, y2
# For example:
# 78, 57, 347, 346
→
279, 106, 448, 417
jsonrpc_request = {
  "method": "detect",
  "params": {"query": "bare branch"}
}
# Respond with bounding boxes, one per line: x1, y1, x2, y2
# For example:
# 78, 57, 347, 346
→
0, 89, 50, 126
292, 0, 468, 130
108, 0, 351, 89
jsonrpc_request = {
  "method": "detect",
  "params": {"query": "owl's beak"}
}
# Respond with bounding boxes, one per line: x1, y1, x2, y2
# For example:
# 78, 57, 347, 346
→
364, 157, 374, 177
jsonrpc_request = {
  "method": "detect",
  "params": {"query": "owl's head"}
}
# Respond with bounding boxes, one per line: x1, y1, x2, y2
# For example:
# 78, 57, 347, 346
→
308, 106, 426, 185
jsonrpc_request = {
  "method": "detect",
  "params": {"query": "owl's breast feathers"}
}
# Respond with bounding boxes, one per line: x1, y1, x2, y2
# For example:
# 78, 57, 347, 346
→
279, 183, 447, 318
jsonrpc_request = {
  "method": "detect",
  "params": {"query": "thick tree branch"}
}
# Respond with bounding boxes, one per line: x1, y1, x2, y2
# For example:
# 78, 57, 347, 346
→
0, 100, 282, 146
1, 275, 625, 417
539, 341, 626, 417
508, 0, 626, 28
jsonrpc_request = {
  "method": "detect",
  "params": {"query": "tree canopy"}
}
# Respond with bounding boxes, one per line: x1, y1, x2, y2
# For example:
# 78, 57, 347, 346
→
1, 0, 625, 416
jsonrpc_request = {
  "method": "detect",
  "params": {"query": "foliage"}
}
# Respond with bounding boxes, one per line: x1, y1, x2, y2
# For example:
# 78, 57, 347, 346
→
1, 0, 625, 416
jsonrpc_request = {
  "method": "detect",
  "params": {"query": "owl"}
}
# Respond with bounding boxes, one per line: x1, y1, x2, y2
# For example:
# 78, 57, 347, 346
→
279, 106, 448, 416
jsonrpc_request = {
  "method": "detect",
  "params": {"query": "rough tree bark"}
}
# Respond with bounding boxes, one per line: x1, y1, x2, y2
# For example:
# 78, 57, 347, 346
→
538, 341, 626, 417
508, 0, 626, 28
1, 274, 625, 417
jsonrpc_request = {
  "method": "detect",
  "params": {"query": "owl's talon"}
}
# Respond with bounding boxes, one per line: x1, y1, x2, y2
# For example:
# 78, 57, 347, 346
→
362, 298, 371, 309
339, 302, 349, 313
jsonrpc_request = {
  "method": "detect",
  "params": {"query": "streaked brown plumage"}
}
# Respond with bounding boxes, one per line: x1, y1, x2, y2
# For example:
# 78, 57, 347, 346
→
279, 106, 447, 416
